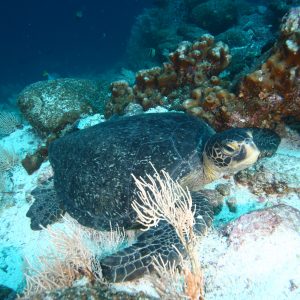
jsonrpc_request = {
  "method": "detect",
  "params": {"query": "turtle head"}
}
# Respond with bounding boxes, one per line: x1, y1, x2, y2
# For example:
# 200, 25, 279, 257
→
203, 129, 261, 182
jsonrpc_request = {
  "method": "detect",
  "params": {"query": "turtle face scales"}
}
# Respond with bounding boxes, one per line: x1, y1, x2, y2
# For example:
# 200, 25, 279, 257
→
203, 129, 260, 182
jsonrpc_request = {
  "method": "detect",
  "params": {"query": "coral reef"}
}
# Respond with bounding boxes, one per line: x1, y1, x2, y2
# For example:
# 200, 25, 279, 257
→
108, 7, 300, 131
267, 0, 300, 21
106, 34, 236, 128
17, 78, 101, 137
234, 165, 289, 196
124, 0, 280, 81
105, 80, 135, 117
216, 13, 274, 84
236, 7, 300, 128
125, 1, 187, 70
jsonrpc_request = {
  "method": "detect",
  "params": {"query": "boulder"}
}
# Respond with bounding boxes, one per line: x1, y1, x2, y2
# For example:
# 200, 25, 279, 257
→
18, 78, 100, 136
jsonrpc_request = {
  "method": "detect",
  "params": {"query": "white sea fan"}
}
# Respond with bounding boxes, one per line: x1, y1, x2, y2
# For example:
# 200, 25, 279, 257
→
0, 111, 22, 135
131, 165, 205, 300
0, 146, 18, 172
23, 214, 127, 297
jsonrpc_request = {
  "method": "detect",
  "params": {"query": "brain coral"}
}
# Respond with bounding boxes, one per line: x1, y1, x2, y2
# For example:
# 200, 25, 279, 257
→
18, 78, 101, 136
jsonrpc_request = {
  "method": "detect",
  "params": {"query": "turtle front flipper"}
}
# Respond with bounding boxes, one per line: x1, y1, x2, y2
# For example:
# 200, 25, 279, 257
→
96, 192, 214, 282
96, 222, 185, 282
26, 177, 65, 230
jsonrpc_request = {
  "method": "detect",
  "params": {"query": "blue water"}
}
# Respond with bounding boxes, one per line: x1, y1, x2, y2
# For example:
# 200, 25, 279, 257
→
0, 0, 153, 87
1, 0, 299, 98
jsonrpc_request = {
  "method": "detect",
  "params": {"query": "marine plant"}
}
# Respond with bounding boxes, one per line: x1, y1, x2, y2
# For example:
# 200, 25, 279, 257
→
0, 111, 22, 136
132, 166, 206, 300
22, 215, 126, 297
0, 146, 18, 173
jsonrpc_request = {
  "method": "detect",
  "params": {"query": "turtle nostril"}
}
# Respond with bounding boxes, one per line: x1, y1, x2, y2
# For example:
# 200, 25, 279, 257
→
245, 139, 254, 146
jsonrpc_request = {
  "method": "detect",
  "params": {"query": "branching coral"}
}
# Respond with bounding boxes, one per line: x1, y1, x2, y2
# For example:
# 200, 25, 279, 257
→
0, 146, 18, 173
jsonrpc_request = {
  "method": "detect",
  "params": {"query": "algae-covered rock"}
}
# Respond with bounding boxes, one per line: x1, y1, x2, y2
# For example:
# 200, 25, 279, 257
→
17, 78, 101, 136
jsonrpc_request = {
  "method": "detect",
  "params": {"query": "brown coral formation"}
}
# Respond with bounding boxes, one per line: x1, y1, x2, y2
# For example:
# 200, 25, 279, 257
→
105, 34, 235, 128
106, 8, 300, 131
235, 7, 300, 128
104, 80, 135, 116
21, 146, 48, 175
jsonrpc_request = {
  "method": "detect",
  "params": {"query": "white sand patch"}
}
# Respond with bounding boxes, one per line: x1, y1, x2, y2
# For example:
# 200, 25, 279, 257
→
0, 125, 41, 159
200, 228, 300, 300
113, 279, 160, 299
0, 125, 45, 291
77, 113, 105, 130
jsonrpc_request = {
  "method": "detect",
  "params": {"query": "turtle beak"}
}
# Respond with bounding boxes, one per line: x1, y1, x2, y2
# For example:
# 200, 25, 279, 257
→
231, 139, 260, 173
242, 140, 260, 167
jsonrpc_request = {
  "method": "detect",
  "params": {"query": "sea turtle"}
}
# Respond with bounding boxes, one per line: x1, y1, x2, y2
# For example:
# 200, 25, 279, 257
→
26, 112, 280, 282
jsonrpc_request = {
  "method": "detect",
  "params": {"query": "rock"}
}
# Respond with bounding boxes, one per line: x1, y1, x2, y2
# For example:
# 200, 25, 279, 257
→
17, 78, 101, 136
191, 0, 238, 34
215, 183, 231, 196
234, 164, 289, 195
223, 204, 300, 247
201, 189, 224, 215
226, 197, 237, 213
21, 146, 48, 175
202, 204, 300, 299
124, 103, 144, 116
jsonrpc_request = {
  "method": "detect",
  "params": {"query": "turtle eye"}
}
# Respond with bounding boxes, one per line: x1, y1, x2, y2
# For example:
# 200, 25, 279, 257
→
222, 142, 239, 155
223, 144, 235, 153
